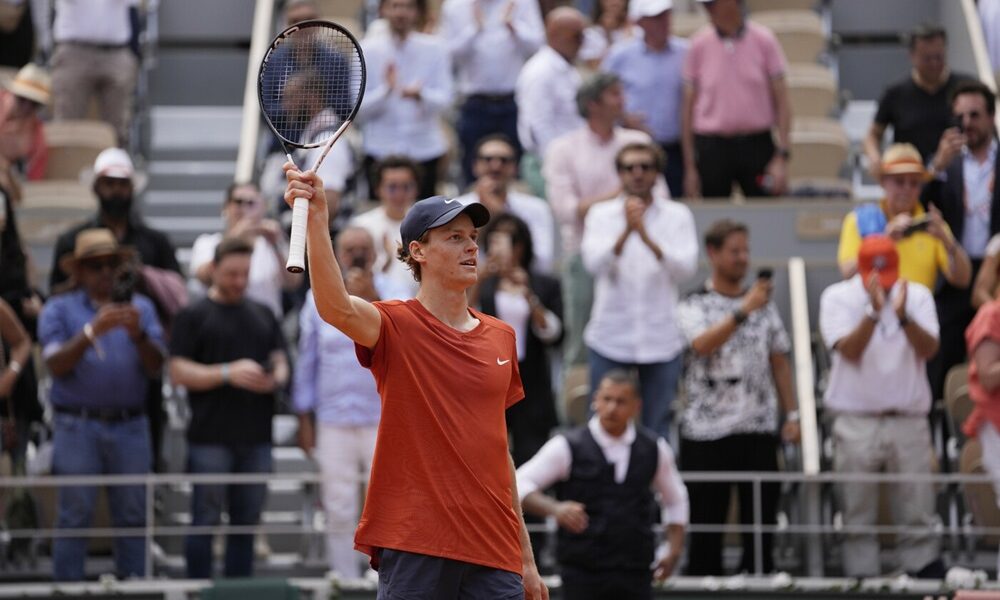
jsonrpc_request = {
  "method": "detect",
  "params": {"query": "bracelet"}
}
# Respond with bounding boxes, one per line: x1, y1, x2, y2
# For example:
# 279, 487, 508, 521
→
83, 323, 97, 345
220, 363, 230, 385
7, 360, 22, 376
785, 410, 800, 423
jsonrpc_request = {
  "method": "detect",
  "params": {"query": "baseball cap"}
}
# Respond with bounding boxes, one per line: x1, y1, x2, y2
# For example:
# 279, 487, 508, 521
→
630, 0, 672, 19
400, 196, 491, 249
93, 148, 135, 180
857, 235, 899, 290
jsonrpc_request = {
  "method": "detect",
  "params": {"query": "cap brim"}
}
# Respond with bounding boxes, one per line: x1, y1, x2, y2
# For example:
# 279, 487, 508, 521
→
58, 247, 136, 274
425, 201, 491, 232
859, 267, 899, 290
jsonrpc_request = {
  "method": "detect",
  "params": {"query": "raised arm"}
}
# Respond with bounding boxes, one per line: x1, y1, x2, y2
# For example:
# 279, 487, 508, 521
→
284, 164, 382, 348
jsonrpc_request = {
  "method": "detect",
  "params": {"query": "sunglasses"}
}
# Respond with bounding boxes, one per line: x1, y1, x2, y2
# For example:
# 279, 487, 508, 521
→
82, 258, 121, 272
618, 162, 656, 174
229, 196, 259, 207
478, 154, 516, 165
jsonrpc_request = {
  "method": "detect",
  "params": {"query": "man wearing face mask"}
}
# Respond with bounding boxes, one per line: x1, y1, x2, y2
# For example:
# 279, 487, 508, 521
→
49, 147, 180, 472
50, 148, 180, 291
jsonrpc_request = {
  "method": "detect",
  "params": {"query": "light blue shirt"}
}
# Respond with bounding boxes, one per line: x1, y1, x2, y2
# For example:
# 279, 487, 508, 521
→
961, 139, 998, 258
602, 37, 687, 144
292, 277, 407, 426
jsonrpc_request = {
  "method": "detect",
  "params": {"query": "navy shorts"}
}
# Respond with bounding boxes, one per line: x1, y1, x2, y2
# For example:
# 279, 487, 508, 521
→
376, 548, 523, 600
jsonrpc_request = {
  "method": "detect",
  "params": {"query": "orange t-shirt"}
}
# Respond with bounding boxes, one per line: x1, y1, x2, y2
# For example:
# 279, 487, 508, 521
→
354, 299, 525, 574
964, 300, 1000, 437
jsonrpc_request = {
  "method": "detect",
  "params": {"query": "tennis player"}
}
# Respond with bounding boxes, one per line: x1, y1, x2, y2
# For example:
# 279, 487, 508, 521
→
284, 164, 548, 600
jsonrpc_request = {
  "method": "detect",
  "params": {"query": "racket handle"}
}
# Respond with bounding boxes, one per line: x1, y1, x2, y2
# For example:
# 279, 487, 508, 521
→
286, 197, 308, 273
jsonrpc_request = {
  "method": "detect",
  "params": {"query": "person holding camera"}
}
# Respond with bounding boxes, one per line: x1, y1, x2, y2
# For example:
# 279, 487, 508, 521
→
837, 143, 971, 293
292, 226, 408, 579
924, 80, 1000, 400
37, 228, 166, 581
169, 236, 289, 579
676, 219, 798, 575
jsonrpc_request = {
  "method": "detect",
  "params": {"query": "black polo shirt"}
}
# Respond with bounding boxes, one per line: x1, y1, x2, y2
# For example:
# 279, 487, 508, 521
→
874, 72, 974, 163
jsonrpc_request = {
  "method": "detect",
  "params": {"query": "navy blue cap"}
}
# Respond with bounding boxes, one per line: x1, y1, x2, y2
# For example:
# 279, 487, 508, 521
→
400, 195, 491, 249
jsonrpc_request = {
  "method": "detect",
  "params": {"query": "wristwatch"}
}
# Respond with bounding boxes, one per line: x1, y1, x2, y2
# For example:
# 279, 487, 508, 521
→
775, 147, 791, 160
732, 309, 748, 325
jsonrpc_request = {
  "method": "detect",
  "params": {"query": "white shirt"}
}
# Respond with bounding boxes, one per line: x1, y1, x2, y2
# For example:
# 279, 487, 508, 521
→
439, 0, 544, 94
349, 206, 419, 298
961, 139, 998, 259
455, 189, 557, 273
981, 0, 1000, 71
819, 276, 939, 415
581, 194, 698, 363
188, 234, 284, 318
297, 109, 354, 193
54, 0, 135, 45
516, 416, 689, 526
543, 125, 660, 256
495, 289, 562, 359
516, 45, 584, 156
358, 32, 454, 161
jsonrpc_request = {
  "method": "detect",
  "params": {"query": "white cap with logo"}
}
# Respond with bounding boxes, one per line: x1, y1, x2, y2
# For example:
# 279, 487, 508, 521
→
93, 148, 135, 181
629, 0, 673, 19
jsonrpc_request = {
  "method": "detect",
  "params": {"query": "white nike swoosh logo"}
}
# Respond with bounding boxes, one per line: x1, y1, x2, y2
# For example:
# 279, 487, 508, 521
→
444, 198, 457, 204
497, 358, 510, 365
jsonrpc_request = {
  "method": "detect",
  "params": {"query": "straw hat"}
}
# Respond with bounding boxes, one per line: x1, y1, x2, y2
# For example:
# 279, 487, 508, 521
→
7, 63, 51, 106
880, 143, 932, 181
58, 228, 135, 274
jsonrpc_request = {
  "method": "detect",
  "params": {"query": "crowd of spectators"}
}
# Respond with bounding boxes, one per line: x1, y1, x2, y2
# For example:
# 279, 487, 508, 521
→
2, 0, 1000, 590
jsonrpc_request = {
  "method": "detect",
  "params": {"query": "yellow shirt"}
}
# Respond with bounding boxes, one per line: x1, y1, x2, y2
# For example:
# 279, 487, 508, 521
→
837, 201, 950, 290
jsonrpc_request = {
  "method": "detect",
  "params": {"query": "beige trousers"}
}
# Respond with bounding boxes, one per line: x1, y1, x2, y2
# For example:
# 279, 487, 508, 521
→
51, 43, 138, 145
832, 414, 940, 577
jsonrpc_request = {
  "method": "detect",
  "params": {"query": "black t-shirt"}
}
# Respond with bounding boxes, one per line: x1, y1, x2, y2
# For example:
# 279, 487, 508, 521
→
170, 297, 286, 445
874, 72, 974, 163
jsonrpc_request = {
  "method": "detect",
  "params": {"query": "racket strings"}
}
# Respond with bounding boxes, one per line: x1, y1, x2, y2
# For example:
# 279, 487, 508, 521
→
260, 24, 364, 147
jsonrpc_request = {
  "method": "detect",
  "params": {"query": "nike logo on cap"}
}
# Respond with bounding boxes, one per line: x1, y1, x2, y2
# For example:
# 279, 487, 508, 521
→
444, 198, 458, 204
497, 358, 510, 365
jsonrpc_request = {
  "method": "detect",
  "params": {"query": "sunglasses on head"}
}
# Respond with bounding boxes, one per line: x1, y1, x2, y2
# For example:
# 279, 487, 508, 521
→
617, 162, 656, 174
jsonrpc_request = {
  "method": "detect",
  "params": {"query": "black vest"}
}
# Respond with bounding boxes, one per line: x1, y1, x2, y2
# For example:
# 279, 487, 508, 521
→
555, 425, 659, 571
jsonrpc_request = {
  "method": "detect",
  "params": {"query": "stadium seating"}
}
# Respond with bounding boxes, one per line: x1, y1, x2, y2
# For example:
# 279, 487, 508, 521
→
789, 118, 850, 180
42, 120, 117, 182
788, 63, 839, 118
754, 10, 826, 63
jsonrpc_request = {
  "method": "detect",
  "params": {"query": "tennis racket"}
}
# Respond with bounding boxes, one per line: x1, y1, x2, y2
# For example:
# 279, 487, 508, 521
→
257, 19, 366, 273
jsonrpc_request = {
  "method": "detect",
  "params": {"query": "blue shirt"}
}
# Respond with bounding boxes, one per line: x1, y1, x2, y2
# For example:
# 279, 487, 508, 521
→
602, 37, 687, 144
39, 290, 165, 410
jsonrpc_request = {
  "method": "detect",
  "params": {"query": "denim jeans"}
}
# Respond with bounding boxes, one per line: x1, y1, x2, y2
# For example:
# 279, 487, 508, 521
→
587, 349, 682, 441
184, 443, 273, 578
51, 412, 151, 581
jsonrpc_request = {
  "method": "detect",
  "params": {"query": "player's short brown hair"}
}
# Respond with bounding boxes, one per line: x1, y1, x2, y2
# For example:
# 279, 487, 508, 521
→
396, 231, 430, 282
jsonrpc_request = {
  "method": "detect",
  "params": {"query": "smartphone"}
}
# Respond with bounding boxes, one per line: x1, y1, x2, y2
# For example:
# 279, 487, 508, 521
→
953, 114, 965, 134
757, 267, 774, 281
351, 254, 366, 270
111, 268, 138, 303
903, 216, 931, 237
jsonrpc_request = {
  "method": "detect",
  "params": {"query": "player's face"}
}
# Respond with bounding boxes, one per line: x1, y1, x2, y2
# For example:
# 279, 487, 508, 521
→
708, 231, 749, 283
212, 253, 251, 302
417, 213, 480, 289
592, 380, 640, 437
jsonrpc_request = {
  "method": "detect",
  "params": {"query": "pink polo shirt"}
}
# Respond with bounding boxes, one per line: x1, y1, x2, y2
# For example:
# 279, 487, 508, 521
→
683, 21, 787, 135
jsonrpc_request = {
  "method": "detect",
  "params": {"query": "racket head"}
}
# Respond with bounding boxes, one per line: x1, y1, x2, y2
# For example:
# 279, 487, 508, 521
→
257, 19, 366, 150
